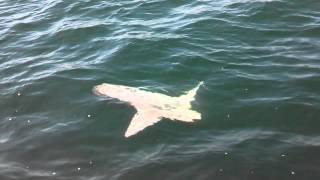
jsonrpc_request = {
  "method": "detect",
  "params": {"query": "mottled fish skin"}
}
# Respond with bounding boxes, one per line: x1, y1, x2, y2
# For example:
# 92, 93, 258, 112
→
93, 82, 203, 137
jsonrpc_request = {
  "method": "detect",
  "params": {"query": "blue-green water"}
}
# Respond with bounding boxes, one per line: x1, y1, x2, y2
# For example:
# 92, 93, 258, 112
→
1, 0, 320, 179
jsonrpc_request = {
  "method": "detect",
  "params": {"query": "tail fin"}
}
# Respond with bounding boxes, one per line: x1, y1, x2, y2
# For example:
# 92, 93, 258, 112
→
179, 81, 203, 104
168, 81, 203, 122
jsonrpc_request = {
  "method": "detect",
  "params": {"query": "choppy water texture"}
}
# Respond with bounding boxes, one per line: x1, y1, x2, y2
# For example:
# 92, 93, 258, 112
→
1, 0, 320, 179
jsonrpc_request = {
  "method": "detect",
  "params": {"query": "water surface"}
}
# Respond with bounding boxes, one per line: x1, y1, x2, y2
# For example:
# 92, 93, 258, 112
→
1, 0, 320, 179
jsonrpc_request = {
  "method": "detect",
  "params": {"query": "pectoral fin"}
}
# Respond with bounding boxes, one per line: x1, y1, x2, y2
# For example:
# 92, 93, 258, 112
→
124, 110, 162, 138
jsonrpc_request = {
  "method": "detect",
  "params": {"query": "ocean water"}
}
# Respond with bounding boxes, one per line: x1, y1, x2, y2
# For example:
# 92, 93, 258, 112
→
1, 0, 320, 179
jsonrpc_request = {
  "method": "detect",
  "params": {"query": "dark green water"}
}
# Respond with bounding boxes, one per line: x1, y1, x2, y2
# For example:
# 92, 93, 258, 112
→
1, 0, 320, 179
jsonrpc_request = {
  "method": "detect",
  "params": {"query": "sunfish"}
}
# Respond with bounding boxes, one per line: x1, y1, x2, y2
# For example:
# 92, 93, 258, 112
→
93, 82, 203, 137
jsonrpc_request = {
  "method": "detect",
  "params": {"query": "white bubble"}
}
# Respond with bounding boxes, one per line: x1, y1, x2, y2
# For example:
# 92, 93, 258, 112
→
87, 114, 91, 118
77, 167, 81, 171
52, 172, 56, 175
291, 171, 295, 175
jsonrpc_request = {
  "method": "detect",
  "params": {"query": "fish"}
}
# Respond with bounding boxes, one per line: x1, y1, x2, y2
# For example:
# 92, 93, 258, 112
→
93, 82, 203, 138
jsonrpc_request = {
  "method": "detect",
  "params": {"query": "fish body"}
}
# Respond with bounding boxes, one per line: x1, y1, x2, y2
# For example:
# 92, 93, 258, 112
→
93, 82, 203, 137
